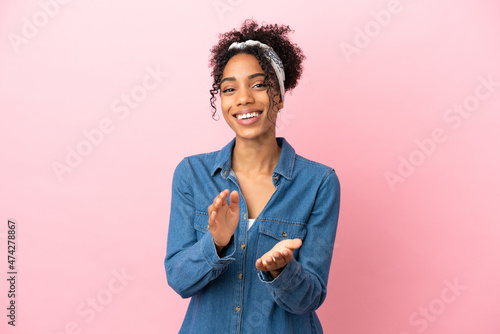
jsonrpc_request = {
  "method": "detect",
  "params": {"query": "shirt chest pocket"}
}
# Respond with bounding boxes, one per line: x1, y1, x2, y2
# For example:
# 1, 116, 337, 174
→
193, 211, 209, 241
256, 219, 307, 259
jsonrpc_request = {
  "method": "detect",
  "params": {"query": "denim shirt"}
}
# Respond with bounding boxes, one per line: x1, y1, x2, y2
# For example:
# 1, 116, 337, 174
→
165, 137, 341, 333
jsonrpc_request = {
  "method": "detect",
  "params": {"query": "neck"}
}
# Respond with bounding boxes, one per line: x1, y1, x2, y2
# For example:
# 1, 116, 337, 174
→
231, 134, 281, 176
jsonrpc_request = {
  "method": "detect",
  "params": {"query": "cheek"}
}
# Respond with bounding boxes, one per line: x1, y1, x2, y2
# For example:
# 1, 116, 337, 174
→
222, 110, 232, 122
220, 101, 234, 125
220, 96, 231, 113
266, 107, 280, 125
267, 112, 278, 125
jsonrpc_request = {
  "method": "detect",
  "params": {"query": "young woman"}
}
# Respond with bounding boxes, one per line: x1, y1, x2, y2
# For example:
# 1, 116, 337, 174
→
165, 19, 341, 333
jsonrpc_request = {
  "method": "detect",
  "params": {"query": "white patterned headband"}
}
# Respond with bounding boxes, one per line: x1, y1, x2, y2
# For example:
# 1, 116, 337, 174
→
228, 39, 286, 102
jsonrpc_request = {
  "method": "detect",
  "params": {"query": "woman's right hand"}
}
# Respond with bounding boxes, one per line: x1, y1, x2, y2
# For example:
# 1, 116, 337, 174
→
207, 189, 240, 252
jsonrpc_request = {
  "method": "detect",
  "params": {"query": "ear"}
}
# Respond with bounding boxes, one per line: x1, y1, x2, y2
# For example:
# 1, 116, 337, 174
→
277, 97, 284, 110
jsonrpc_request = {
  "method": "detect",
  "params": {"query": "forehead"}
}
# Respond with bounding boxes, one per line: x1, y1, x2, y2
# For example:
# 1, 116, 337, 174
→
222, 53, 264, 78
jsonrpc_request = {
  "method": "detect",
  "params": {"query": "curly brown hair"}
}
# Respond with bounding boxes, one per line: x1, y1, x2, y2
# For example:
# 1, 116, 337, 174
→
209, 19, 305, 122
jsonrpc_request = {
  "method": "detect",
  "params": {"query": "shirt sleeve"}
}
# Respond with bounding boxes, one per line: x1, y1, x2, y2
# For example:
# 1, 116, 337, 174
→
164, 158, 236, 298
257, 168, 341, 314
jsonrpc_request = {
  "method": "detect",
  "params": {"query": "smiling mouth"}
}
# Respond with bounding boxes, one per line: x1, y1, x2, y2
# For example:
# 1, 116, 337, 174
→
234, 111, 262, 120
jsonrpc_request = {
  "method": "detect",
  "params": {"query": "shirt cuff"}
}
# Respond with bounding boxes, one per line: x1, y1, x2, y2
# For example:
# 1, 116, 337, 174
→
201, 231, 236, 268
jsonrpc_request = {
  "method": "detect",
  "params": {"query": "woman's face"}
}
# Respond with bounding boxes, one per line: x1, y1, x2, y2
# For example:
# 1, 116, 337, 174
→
220, 53, 283, 140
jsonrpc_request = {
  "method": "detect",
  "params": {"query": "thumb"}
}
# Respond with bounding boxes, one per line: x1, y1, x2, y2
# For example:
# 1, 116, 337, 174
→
283, 238, 302, 251
228, 190, 240, 211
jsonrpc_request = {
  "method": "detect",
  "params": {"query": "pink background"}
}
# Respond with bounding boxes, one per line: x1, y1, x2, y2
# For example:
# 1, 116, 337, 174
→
1, 0, 499, 333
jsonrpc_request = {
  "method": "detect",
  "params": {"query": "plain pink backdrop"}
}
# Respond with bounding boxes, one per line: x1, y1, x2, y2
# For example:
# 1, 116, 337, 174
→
1, 0, 499, 333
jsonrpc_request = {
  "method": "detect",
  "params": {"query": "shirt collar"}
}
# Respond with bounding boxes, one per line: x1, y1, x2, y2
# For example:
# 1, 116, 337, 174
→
211, 137, 295, 181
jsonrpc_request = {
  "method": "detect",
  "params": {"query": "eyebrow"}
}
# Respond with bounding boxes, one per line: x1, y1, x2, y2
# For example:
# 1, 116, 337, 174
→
220, 73, 265, 84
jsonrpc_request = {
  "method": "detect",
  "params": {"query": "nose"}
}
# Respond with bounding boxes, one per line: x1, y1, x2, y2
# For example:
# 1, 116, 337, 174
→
236, 86, 254, 106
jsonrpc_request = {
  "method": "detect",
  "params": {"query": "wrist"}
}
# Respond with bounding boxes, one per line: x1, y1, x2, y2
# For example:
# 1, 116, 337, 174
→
269, 267, 284, 279
215, 243, 225, 255
214, 237, 230, 256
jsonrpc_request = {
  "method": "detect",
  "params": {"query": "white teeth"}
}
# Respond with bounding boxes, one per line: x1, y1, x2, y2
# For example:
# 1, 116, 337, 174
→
236, 112, 260, 120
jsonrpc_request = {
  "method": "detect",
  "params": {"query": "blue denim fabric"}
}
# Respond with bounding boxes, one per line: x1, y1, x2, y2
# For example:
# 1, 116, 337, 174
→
165, 137, 340, 334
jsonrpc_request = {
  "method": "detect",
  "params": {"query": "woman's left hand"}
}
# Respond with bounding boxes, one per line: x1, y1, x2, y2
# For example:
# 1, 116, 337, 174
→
255, 238, 302, 279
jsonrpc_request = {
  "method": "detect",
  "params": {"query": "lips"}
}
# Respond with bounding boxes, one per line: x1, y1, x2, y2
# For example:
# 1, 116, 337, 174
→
233, 109, 262, 117
233, 110, 263, 125
235, 112, 262, 120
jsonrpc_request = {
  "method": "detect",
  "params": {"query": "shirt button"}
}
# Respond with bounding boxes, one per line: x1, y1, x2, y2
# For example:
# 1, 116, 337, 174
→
236, 306, 241, 312
238, 273, 243, 279
223, 170, 227, 176
207, 225, 210, 230
243, 213, 247, 219
241, 243, 246, 250
274, 175, 279, 180
282, 231, 287, 238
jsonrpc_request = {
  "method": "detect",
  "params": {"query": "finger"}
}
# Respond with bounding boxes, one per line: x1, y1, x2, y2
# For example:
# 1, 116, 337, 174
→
258, 249, 276, 267
271, 252, 287, 269
263, 252, 282, 270
282, 238, 302, 251
261, 241, 299, 268
219, 189, 229, 201
280, 249, 293, 262
208, 198, 217, 216
263, 260, 279, 271
255, 258, 267, 271
276, 251, 291, 266
272, 251, 283, 261
213, 192, 222, 205
265, 255, 275, 266
228, 190, 240, 212
208, 210, 217, 227
215, 196, 221, 209
229, 190, 239, 203
214, 191, 226, 211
